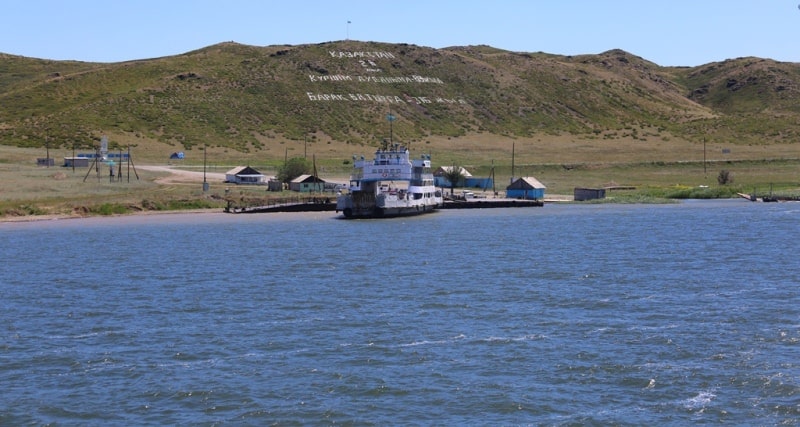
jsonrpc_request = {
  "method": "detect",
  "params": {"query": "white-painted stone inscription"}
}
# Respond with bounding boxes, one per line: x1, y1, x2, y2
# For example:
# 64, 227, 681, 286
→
328, 51, 396, 59
304, 50, 466, 105
306, 92, 466, 104
308, 75, 444, 84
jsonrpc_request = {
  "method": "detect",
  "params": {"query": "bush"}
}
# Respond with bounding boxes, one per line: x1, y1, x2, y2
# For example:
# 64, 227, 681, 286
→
717, 170, 733, 185
277, 157, 311, 183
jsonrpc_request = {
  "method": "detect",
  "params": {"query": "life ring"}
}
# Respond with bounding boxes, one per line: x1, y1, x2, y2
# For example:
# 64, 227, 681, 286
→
382, 173, 388, 177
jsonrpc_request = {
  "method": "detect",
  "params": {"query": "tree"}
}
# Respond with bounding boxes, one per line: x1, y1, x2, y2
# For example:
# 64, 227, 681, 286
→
278, 157, 311, 183
442, 165, 465, 196
717, 169, 733, 185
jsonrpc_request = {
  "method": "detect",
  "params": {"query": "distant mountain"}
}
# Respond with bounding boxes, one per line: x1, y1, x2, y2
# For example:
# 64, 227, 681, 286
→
1, 41, 798, 153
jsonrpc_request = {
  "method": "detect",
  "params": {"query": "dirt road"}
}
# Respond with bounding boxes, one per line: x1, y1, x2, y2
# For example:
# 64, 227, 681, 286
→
136, 165, 227, 184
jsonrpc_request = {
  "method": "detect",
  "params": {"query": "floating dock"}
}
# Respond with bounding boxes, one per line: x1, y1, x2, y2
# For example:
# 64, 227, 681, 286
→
225, 197, 544, 214
225, 197, 335, 214
737, 192, 800, 202
439, 199, 544, 209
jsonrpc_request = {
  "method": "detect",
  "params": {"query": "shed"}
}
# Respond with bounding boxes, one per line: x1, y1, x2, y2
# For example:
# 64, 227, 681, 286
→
290, 174, 326, 192
64, 157, 90, 168
506, 177, 546, 200
225, 166, 267, 185
574, 187, 606, 201
267, 179, 284, 192
37, 158, 55, 167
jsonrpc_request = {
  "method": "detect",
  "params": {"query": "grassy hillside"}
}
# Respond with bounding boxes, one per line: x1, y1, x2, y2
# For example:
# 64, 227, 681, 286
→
3, 41, 799, 160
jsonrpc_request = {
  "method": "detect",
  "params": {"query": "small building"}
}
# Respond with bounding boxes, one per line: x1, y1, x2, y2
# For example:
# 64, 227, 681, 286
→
63, 157, 90, 168
225, 166, 267, 185
267, 179, 284, 192
290, 174, 326, 192
506, 176, 546, 200
37, 158, 55, 167
574, 187, 606, 201
433, 166, 472, 187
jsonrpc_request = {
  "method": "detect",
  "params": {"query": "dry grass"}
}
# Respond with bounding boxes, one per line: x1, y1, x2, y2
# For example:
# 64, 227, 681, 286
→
3, 129, 800, 219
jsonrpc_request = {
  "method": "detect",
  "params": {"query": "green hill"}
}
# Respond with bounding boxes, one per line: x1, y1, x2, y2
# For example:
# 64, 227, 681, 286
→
1, 41, 799, 159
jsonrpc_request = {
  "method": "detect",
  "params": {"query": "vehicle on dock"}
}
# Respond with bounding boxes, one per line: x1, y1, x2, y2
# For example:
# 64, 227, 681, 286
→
336, 141, 443, 218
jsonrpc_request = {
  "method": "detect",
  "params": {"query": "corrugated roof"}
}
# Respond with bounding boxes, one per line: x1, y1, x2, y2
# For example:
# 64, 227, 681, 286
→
226, 166, 248, 175
507, 176, 546, 190
290, 174, 325, 183
226, 166, 264, 176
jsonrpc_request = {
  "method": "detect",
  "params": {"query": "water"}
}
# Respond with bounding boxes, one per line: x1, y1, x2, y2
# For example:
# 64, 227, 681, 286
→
1, 200, 799, 425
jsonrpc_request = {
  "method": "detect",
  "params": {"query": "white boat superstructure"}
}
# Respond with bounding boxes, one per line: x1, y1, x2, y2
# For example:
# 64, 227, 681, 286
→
336, 143, 442, 218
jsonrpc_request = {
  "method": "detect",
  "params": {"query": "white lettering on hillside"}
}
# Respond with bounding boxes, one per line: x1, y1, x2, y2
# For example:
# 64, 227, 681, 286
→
300, 50, 467, 105
306, 93, 348, 101
308, 75, 444, 84
328, 51, 396, 59
308, 74, 354, 82
307, 92, 467, 104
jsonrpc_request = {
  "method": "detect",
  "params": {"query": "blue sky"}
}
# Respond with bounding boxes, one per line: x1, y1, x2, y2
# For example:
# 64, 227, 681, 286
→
2, 0, 798, 66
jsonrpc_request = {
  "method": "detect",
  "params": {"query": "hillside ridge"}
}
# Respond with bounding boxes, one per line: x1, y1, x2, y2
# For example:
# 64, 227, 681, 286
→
1, 41, 798, 159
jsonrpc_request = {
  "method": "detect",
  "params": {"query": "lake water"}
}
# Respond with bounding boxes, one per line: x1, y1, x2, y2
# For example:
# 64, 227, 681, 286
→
1, 200, 799, 425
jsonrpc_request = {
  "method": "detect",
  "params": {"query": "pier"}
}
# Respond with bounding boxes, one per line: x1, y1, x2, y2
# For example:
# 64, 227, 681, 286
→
439, 199, 544, 209
225, 196, 544, 214
225, 197, 335, 213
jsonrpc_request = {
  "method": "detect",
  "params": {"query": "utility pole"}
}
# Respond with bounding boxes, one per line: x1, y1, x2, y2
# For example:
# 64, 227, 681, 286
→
203, 143, 209, 192
703, 137, 707, 179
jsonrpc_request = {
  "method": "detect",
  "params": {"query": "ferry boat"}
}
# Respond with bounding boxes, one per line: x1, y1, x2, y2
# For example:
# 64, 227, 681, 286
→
336, 141, 443, 218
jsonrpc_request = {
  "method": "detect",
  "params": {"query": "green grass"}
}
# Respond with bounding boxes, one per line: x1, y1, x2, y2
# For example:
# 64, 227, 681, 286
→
635, 185, 740, 199
91, 203, 131, 216
84, 198, 224, 216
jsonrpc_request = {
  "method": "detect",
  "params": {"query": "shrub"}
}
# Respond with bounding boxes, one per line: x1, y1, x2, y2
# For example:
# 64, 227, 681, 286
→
717, 169, 733, 185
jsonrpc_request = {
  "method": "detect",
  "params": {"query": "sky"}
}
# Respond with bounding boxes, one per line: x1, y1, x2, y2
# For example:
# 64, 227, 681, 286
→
2, 0, 799, 66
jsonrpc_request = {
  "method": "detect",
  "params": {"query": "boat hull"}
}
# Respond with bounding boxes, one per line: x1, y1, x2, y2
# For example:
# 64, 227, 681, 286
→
339, 204, 439, 219
337, 194, 440, 218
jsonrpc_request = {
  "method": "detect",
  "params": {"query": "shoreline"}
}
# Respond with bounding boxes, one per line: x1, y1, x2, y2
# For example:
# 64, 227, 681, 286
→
1, 197, 755, 225
0, 208, 223, 224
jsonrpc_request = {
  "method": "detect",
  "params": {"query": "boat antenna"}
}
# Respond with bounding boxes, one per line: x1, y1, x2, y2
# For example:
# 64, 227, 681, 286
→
387, 112, 395, 145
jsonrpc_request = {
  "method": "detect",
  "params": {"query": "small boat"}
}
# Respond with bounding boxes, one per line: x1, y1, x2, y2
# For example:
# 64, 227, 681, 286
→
336, 141, 442, 218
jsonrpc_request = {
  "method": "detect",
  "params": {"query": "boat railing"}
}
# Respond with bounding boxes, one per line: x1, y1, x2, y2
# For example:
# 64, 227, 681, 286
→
363, 171, 413, 181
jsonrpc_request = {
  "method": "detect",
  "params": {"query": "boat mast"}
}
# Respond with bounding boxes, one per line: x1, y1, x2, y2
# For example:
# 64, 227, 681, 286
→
387, 112, 395, 146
